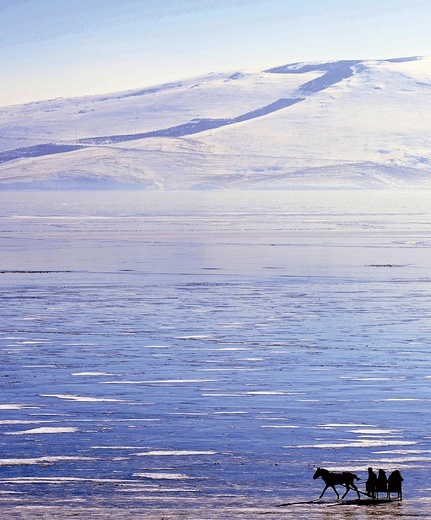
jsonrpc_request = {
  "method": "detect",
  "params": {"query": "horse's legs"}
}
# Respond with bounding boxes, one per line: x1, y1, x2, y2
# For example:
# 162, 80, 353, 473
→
320, 484, 339, 499
341, 483, 360, 500
331, 485, 340, 499
341, 485, 350, 499
352, 483, 361, 499
319, 484, 329, 498
319, 484, 327, 498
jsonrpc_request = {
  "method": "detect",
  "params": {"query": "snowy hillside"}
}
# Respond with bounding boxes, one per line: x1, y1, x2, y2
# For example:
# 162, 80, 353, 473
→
1, 56, 431, 189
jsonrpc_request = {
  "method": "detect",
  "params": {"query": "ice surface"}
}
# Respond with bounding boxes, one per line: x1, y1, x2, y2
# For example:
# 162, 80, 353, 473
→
1, 190, 431, 518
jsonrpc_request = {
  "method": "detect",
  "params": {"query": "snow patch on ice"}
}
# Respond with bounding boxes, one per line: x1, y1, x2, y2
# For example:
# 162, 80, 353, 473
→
218, 347, 249, 351
213, 411, 248, 415
378, 398, 428, 402
0, 420, 55, 425
244, 391, 292, 395
348, 429, 399, 435
41, 393, 125, 402
135, 450, 217, 456
286, 439, 417, 449
261, 425, 300, 429
133, 473, 195, 480
2, 477, 131, 484
72, 372, 115, 376
5, 427, 78, 435
318, 423, 375, 428
101, 379, 216, 384
176, 335, 215, 340
0, 456, 93, 466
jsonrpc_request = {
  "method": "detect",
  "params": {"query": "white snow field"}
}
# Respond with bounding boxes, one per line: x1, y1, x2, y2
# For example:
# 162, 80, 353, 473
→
1, 56, 431, 188
1, 189, 431, 518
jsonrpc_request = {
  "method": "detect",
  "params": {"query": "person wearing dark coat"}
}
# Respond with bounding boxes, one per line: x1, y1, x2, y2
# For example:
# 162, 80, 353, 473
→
366, 467, 377, 498
387, 470, 403, 500
376, 469, 387, 498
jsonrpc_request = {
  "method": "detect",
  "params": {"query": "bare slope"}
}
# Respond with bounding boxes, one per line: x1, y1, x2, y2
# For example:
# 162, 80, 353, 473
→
1, 56, 430, 189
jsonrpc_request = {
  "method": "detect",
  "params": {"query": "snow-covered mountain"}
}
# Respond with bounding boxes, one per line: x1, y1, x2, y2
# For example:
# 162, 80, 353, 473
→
1, 56, 431, 189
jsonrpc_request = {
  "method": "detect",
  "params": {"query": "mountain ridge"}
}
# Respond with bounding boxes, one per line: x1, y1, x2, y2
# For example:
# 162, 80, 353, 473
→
1, 56, 430, 189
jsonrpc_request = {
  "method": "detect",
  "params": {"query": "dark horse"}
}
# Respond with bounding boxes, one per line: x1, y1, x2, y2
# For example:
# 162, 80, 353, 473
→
313, 467, 361, 499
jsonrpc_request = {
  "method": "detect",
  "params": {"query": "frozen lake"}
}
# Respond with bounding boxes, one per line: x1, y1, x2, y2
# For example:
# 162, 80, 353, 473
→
1, 190, 431, 518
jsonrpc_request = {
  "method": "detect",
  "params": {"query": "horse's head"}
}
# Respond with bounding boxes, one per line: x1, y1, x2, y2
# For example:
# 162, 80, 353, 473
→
313, 467, 322, 480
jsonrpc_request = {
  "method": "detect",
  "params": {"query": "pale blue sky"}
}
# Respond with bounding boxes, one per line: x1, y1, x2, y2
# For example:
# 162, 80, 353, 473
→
1, 0, 430, 106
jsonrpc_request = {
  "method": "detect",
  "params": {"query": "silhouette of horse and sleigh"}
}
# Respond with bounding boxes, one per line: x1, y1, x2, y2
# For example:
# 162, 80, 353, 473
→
313, 467, 403, 502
